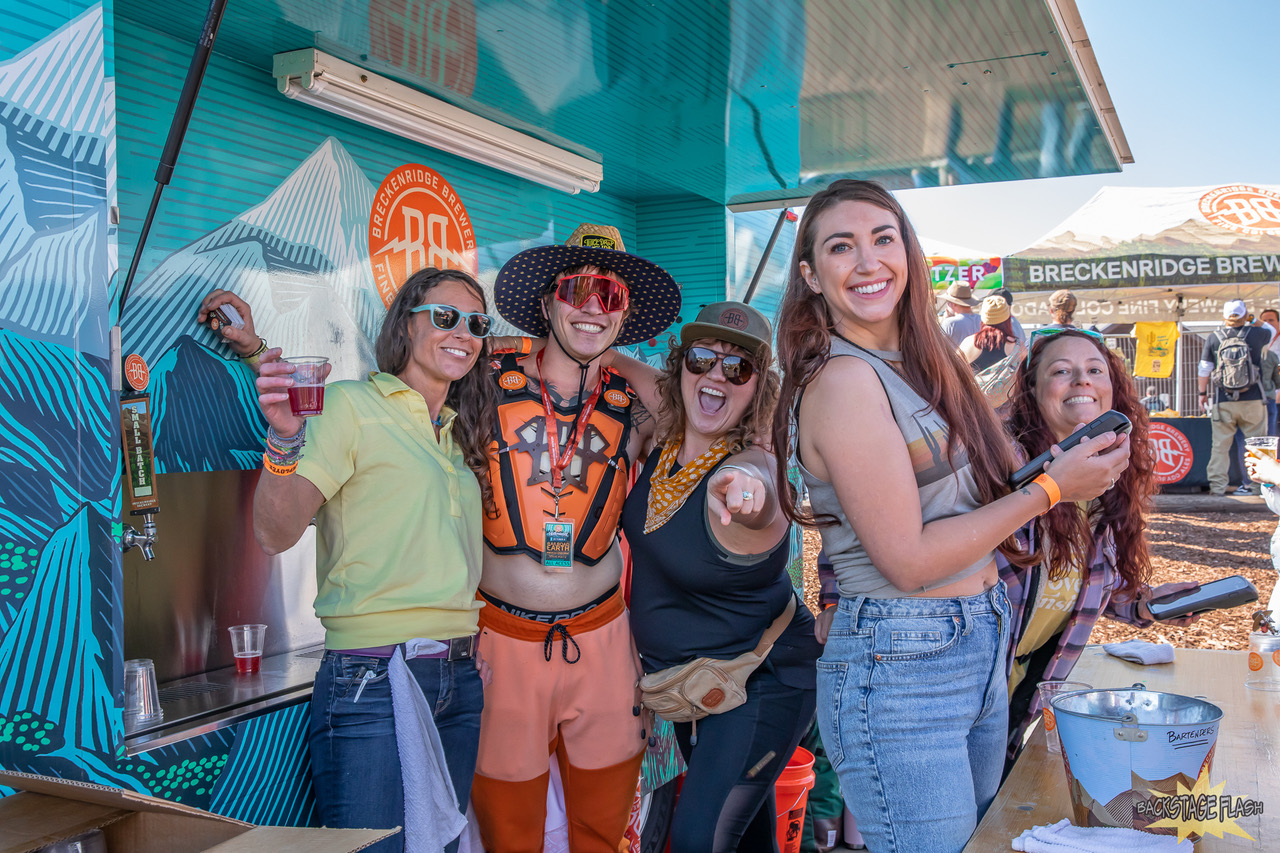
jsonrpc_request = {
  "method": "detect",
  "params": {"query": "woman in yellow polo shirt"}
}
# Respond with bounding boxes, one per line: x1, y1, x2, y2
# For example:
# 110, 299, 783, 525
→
252, 266, 497, 853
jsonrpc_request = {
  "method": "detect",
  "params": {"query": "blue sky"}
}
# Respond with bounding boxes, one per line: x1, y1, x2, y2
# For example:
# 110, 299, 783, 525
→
896, 0, 1280, 256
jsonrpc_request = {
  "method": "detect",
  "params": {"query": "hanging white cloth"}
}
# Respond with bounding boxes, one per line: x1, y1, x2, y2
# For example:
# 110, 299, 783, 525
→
390, 639, 468, 853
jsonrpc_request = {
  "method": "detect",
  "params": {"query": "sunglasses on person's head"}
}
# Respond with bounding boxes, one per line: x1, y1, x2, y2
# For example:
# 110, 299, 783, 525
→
410, 303, 494, 338
683, 346, 756, 385
555, 273, 630, 313
1026, 327, 1105, 365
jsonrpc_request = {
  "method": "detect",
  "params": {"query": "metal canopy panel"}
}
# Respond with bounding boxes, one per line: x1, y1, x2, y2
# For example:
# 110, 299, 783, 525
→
119, 0, 1127, 205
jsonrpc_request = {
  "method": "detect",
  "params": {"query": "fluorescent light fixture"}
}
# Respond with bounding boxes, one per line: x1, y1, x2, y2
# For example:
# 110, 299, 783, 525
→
273, 49, 603, 194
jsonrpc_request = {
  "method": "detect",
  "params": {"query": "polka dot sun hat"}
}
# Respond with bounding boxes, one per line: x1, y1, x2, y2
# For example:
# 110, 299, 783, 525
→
494, 223, 682, 347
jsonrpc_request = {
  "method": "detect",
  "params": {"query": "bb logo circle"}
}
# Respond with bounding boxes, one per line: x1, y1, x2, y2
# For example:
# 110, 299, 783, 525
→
124, 354, 150, 393
1249, 652, 1264, 672
718, 308, 748, 329
1199, 185, 1280, 236
1274, 650, 1280, 666
1149, 422, 1193, 484
1042, 708, 1056, 732
369, 164, 477, 308
603, 389, 631, 408
498, 371, 527, 391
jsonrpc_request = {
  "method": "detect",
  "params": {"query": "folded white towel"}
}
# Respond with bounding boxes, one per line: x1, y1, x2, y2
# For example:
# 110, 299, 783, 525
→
1103, 639, 1176, 665
391, 640, 468, 853
1012, 819, 1189, 852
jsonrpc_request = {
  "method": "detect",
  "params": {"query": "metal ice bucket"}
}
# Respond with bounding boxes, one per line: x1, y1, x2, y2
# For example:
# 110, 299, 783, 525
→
1051, 685, 1222, 838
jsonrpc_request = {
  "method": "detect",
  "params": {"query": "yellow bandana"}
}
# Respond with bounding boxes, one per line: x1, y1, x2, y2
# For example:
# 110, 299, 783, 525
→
643, 437, 731, 533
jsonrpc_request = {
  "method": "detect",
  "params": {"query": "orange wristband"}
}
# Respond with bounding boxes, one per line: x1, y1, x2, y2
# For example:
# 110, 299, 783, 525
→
1032, 473, 1060, 512
262, 452, 298, 476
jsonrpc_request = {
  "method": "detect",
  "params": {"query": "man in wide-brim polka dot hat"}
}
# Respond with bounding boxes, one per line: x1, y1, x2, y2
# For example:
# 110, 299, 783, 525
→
471, 224, 680, 852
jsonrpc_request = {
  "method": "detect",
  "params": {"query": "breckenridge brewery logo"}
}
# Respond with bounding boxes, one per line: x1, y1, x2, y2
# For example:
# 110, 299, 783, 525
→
1199, 184, 1280, 236
369, 164, 477, 307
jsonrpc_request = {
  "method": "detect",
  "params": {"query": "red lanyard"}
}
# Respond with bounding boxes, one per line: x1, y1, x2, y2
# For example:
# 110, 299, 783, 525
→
537, 348, 605, 492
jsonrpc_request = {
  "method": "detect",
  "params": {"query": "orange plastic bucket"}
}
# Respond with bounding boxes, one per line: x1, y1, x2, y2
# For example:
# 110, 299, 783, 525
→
774, 746, 816, 853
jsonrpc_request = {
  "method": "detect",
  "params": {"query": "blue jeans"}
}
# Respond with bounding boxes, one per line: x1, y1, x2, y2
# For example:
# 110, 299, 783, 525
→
309, 651, 483, 853
816, 584, 1010, 853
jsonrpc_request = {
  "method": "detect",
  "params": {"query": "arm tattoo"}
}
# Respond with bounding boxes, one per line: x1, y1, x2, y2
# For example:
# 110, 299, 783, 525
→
631, 398, 652, 428
1020, 487, 1032, 497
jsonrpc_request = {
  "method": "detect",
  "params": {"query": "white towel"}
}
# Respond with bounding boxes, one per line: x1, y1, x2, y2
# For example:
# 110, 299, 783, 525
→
1103, 639, 1176, 665
390, 640, 468, 853
1011, 819, 1189, 852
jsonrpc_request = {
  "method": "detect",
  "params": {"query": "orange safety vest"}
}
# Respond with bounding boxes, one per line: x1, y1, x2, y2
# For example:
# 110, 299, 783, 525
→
484, 353, 634, 565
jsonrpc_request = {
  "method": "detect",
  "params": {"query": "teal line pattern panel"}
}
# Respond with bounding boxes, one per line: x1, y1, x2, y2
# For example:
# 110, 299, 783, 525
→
209, 702, 315, 826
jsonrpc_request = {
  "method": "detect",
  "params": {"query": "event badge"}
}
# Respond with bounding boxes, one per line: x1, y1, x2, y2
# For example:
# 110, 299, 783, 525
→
543, 519, 574, 573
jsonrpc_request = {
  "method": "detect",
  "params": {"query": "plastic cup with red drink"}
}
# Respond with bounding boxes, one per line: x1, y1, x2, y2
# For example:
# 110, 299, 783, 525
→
284, 357, 329, 416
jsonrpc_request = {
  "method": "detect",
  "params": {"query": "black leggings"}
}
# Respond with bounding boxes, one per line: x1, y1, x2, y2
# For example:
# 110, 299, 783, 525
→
669, 666, 817, 853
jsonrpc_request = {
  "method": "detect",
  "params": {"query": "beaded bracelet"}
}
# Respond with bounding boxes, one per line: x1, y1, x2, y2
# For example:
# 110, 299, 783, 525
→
265, 424, 305, 466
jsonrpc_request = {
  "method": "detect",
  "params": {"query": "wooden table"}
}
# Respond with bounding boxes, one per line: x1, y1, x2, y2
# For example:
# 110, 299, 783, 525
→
964, 647, 1278, 850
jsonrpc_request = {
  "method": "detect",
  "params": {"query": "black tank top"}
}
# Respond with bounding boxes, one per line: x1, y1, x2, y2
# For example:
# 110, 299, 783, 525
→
622, 448, 820, 689
970, 340, 1012, 372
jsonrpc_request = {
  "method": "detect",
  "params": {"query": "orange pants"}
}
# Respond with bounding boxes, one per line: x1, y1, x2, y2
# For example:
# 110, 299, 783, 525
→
473, 588, 644, 853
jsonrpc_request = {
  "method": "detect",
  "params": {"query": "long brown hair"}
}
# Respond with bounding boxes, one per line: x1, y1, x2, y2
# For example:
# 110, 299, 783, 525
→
376, 267, 498, 517
655, 338, 780, 452
1006, 330, 1153, 595
770, 179, 1025, 561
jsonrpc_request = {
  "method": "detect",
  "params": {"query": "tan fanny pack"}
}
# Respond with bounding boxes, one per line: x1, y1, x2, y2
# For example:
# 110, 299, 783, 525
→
638, 596, 796, 723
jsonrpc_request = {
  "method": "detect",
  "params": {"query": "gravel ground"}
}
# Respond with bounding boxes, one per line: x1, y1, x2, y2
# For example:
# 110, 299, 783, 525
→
800, 512, 1278, 650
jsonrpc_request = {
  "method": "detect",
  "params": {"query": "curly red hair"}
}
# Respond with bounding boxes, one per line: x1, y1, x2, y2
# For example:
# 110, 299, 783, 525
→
1006, 330, 1154, 596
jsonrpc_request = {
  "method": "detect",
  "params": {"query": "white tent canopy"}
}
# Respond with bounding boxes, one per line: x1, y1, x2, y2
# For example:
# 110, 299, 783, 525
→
1004, 184, 1280, 325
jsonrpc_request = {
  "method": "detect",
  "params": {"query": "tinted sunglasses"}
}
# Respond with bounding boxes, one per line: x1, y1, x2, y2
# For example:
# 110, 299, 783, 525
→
410, 303, 494, 338
1026, 327, 1104, 365
683, 346, 756, 385
555, 273, 630, 313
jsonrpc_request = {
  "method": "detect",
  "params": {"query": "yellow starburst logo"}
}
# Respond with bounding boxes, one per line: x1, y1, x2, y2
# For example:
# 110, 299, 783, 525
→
1138, 770, 1261, 843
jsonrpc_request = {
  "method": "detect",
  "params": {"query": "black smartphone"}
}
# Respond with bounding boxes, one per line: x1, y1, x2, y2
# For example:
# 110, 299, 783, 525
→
1009, 410, 1133, 491
1146, 575, 1258, 621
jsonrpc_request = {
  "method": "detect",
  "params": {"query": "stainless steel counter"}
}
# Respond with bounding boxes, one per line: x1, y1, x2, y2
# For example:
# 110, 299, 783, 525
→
123, 644, 325, 755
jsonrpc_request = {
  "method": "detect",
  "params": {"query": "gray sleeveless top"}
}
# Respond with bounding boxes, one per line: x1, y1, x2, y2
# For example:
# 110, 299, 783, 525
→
798, 337, 994, 598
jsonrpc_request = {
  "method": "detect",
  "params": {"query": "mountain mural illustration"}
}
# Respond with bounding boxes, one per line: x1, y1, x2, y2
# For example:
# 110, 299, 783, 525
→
0, 330, 115, 544
0, 504, 131, 786
122, 137, 383, 382
0, 5, 113, 358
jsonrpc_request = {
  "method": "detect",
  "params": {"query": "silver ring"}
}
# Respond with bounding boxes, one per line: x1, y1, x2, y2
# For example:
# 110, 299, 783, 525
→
742, 491, 754, 501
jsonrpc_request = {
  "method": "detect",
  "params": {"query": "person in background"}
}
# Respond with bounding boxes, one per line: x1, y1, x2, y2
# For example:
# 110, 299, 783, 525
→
616, 301, 821, 853
1139, 385, 1166, 414
771, 179, 1128, 853
1244, 453, 1280, 605
1259, 307, 1280, 360
994, 287, 1026, 344
1001, 328, 1198, 770
1261, 325, 1280, 435
1045, 289, 1077, 328
251, 268, 497, 853
937, 281, 982, 345
958, 295, 1021, 372
1199, 299, 1270, 496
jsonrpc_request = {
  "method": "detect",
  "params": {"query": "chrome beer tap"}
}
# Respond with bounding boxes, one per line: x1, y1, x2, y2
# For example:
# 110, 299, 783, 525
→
122, 512, 158, 561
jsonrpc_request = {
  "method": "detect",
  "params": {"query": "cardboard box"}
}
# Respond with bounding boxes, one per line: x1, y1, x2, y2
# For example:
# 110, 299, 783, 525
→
0, 771, 395, 853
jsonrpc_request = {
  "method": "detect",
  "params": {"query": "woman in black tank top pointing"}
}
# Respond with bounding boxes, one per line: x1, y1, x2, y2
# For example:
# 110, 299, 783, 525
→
610, 301, 820, 853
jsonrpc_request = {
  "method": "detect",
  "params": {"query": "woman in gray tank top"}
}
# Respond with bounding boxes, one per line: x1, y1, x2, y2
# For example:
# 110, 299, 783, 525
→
769, 180, 1131, 853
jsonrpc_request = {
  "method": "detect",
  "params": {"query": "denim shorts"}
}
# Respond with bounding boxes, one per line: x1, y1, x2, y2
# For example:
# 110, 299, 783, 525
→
816, 583, 1011, 853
